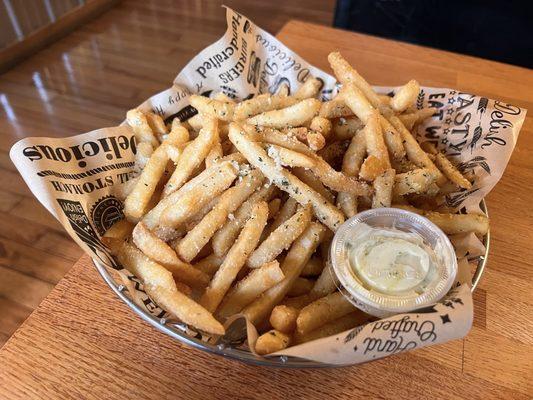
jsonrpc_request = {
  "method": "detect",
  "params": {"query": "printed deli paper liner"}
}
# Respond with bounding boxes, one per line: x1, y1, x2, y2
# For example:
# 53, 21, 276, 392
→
10, 8, 526, 364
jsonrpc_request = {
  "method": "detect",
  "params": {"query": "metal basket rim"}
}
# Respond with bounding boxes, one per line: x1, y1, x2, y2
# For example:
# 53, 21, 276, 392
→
93, 200, 489, 368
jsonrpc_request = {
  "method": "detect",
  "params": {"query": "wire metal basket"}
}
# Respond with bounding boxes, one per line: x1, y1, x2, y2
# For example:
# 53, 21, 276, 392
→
93, 200, 489, 368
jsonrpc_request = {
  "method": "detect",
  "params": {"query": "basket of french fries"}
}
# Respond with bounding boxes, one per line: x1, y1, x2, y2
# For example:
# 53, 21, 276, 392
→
11, 8, 525, 367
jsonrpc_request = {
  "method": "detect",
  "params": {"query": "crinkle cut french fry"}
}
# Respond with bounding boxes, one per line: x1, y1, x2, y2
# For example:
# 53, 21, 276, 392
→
124, 144, 169, 221
217, 260, 284, 319
176, 170, 263, 262
293, 311, 368, 345
161, 163, 238, 228
234, 94, 299, 120
211, 184, 275, 257
230, 124, 345, 231
393, 168, 436, 196
390, 79, 420, 113
115, 241, 224, 335
189, 95, 234, 121
242, 222, 326, 325
163, 117, 218, 196
246, 99, 321, 129
292, 168, 335, 204
296, 291, 356, 335
132, 222, 209, 288
247, 205, 312, 269
265, 144, 316, 169
126, 109, 159, 148
255, 329, 291, 355
288, 277, 314, 297
134, 142, 154, 172
200, 201, 269, 313
393, 205, 489, 236
270, 305, 300, 333
372, 169, 395, 208
319, 98, 353, 119
294, 77, 322, 100
142, 161, 238, 231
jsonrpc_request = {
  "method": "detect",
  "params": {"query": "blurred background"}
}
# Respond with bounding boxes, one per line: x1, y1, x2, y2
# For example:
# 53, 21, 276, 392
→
0, 0, 530, 347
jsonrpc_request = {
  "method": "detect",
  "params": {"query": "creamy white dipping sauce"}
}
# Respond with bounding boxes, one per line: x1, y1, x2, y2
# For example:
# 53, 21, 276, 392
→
346, 227, 439, 296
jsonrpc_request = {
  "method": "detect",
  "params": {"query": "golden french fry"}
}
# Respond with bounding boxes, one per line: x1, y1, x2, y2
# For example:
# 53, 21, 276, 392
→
270, 305, 300, 333
364, 111, 391, 169
391, 156, 417, 173
242, 222, 326, 325
176, 170, 263, 262
213, 92, 235, 103
393, 205, 489, 236
246, 98, 321, 129
124, 144, 169, 221
248, 127, 315, 156
142, 161, 238, 230
309, 116, 332, 140
255, 329, 291, 355
115, 241, 224, 335
145, 112, 168, 141
265, 144, 316, 169
393, 168, 436, 196
378, 94, 392, 106
359, 155, 389, 181
193, 253, 224, 277
200, 201, 269, 312
104, 219, 134, 241
398, 113, 418, 131
342, 128, 367, 178
211, 184, 275, 257
247, 205, 312, 268
230, 124, 345, 231
422, 143, 471, 190
132, 222, 209, 288
317, 140, 349, 168
301, 256, 324, 277
390, 80, 420, 113
234, 94, 299, 120
292, 168, 335, 204
281, 294, 313, 309
187, 113, 204, 131
296, 291, 356, 335
265, 196, 298, 236
134, 142, 154, 172
267, 198, 282, 219
331, 117, 364, 140
163, 117, 218, 196
205, 140, 223, 168
306, 130, 326, 151
293, 311, 368, 344
372, 169, 395, 208
336, 192, 357, 218
288, 277, 314, 297
126, 109, 159, 147
319, 99, 353, 119
309, 262, 337, 300
281, 126, 308, 141
313, 154, 372, 196
294, 77, 322, 99
217, 260, 284, 319
189, 95, 234, 121
276, 83, 290, 96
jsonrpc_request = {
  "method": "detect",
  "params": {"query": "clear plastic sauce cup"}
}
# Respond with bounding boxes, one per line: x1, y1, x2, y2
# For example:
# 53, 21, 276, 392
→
330, 208, 458, 318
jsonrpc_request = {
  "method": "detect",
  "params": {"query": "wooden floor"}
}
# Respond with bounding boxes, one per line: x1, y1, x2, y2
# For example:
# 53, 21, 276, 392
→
0, 0, 335, 347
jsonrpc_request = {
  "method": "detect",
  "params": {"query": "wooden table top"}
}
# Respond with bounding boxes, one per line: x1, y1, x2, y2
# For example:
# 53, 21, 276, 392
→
1, 18, 532, 400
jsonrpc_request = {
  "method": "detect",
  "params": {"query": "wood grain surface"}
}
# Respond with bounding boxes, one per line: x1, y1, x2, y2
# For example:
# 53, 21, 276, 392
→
1, 9, 533, 400
0, 0, 335, 348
